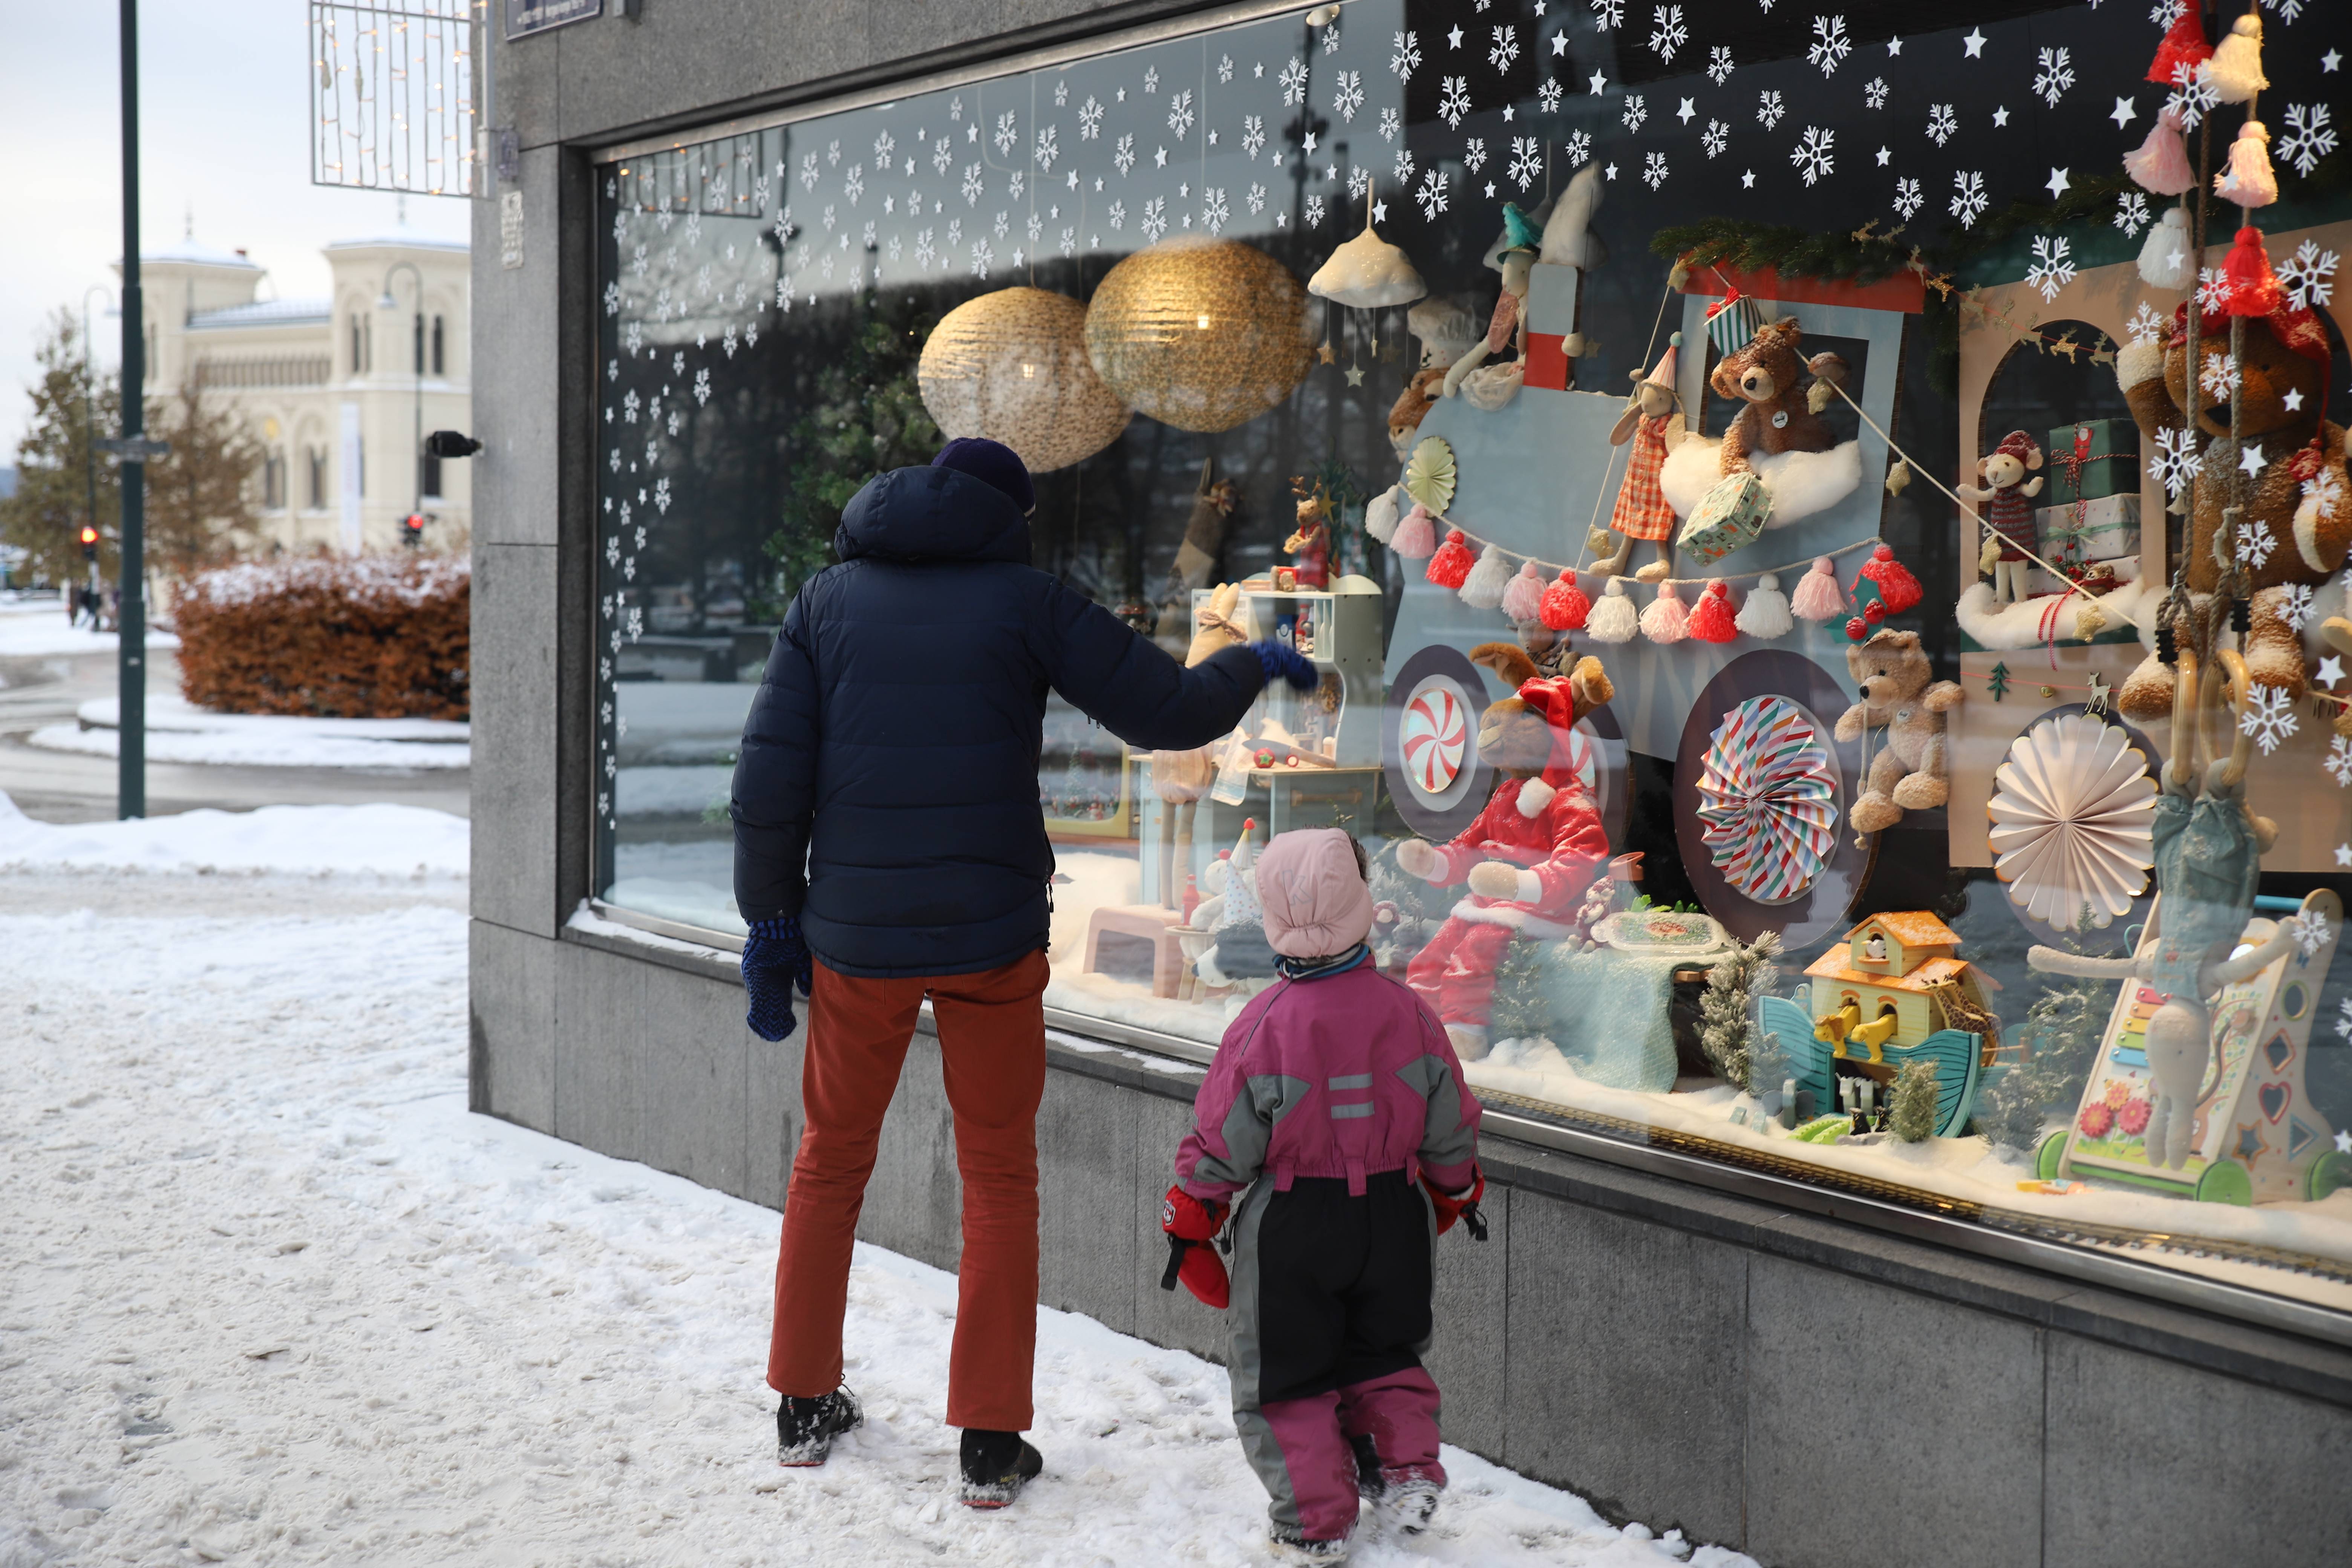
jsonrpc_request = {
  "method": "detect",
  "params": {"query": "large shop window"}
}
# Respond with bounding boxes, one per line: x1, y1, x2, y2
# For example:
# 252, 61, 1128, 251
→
593, 2, 2352, 1320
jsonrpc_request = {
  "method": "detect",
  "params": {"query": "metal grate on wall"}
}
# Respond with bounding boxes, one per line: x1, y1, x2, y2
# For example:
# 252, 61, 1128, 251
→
309, 0, 480, 197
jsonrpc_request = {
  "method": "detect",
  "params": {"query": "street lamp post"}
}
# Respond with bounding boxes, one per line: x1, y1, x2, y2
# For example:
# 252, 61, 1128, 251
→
378, 261, 424, 542
115, 0, 148, 819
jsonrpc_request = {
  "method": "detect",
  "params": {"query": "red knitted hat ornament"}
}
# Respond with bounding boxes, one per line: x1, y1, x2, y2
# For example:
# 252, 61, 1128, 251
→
1852, 544, 1924, 616
2146, 8, 2211, 87
2221, 227, 2285, 319
1686, 579, 1738, 643
1539, 569, 1591, 631
1426, 529, 1475, 589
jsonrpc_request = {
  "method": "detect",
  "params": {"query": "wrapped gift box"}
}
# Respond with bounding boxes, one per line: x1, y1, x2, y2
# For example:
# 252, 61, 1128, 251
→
1676, 471, 1769, 565
2046, 419, 2140, 504
2035, 492, 2140, 565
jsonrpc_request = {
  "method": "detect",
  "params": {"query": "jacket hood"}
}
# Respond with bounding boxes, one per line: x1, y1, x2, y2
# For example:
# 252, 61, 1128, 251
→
835, 465, 1033, 565
1256, 828, 1375, 959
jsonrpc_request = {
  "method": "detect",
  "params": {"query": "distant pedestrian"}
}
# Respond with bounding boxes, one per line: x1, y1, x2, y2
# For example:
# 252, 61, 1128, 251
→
1162, 827, 1487, 1563
732, 436, 1317, 1507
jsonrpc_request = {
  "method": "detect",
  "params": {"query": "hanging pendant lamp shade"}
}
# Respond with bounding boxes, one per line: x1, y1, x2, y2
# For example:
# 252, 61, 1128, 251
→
1083, 237, 1317, 433
919, 287, 1133, 473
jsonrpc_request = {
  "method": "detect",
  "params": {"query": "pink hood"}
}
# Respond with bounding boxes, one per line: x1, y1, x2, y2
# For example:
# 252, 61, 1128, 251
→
1255, 828, 1374, 959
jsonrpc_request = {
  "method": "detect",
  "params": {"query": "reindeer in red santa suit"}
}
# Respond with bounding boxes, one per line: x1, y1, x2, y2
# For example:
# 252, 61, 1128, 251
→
1396, 645, 1613, 1060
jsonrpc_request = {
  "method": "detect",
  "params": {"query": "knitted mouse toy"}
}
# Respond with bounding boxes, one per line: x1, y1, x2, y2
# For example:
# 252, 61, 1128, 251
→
1958, 430, 2044, 606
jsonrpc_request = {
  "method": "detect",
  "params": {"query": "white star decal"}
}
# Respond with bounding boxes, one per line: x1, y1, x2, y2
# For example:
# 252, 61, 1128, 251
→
2318, 655, 2346, 685
1305, 131, 1318, 153
1154, 145, 1168, 168
1553, 31, 1568, 56
2326, 49, 2344, 74
1117, 87, 1126, 102
1741, 168, 1755, 188
2338, 843, 2352, 868
2111, 97, 2137, 129
1012, 249, 1024, 267
1606, 162, 1619, 181
2046, 167, 2070, 198
2284, 387, 2305, 412
1254, 61, 1264, 78
969, 124, 980, 142
1590, 70, 1608, 95
1993, 106, 2011, 128
1207, 130, 1218, 145
1876, 145, 1891, 166
1963, 29, 1986, 59
1095, 177, 1104, 191
1886, 37, 1902, 57
1276, 212, 1287, 227
1326, 165, 1338, 182
1068, 172, 1080, 189
1372, 199, 1387, 222
1533, 0, 1545, 14
2339, 1125, 2352, 1148
1484, 181, 1497, 198
2240, 442, 2268, 477
2166, 246, 2184, 273
1502, 104, 1515, 121
1677, 98, 1696, 125
1448, 24, 1464, 48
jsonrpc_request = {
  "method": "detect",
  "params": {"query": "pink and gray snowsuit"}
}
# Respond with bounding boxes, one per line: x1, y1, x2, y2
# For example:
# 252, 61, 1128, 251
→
1172, 828, 1483, 1546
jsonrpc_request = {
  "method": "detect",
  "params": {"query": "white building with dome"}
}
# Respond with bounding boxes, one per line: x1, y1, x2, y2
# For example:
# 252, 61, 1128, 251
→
132, 230, 469, 556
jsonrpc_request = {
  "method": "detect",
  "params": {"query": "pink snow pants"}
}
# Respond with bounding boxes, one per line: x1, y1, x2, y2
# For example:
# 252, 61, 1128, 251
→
1404, 917, 1513, 1028
1258, 1367, 1447, 1542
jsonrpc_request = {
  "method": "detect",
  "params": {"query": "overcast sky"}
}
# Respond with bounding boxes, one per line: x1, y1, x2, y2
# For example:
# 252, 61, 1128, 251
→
0, 0, 473, 455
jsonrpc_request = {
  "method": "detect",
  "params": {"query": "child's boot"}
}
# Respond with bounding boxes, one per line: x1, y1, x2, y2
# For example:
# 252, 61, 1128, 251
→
1380, 1470, 1442, 1534
957, 1427, 1043, 1508
776, 1386, 862, 1467
1269, 1524, 1353, 1562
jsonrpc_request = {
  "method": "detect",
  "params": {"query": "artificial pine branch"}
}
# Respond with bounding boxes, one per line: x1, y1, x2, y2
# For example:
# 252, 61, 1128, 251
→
1697, 931, 1781, 1092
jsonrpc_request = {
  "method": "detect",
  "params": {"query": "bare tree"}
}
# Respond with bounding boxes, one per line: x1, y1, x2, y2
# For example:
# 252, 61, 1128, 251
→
144, 365, 263, 578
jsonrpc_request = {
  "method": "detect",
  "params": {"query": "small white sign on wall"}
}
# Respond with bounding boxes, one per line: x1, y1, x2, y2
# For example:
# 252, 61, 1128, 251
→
501, 191, 525, 271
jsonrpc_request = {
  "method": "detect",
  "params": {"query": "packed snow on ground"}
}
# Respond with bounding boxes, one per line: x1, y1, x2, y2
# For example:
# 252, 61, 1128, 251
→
28, 724, 470, 771
0, 789, 468, 878
0, 594, 179, 658
0, 826, 1752, 1568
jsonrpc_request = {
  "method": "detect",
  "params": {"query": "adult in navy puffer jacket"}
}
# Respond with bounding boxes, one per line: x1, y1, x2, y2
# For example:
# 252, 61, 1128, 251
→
735, 438, 1310, 1506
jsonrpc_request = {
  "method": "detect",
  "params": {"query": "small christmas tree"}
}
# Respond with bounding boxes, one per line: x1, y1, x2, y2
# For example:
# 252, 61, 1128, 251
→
1697, 931, 1782, 1091
1978, 914, 2115, 1152
1890, 1058, 1941, 1142
1487, 936, 1553, 1044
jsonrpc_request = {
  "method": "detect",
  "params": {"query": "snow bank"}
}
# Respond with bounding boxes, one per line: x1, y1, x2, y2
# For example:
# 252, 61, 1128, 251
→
28, 721, 471, 770
0, 790, 468, 877
0, 596, 179, 657
75, 695, 469, 742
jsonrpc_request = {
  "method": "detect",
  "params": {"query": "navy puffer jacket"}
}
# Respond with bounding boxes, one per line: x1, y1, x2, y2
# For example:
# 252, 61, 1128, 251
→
731, 464, 1266, 978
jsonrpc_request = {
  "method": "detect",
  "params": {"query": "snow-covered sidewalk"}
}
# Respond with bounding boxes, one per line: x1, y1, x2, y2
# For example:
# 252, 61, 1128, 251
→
25, 698, 470, 771
0, 815, 1749, 1568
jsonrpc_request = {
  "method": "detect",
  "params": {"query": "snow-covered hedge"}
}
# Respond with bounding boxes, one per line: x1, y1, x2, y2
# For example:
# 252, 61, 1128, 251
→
173, 555, 469, 719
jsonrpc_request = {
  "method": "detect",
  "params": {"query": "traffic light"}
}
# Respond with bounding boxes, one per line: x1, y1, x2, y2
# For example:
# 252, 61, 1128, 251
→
80, 525, 98, 562
401, 513, 426, 549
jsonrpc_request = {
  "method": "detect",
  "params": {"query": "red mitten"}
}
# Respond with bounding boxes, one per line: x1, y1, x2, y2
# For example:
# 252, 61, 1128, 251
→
1161, 1185, 1231, 1308
1421, 1166, 1490, 1241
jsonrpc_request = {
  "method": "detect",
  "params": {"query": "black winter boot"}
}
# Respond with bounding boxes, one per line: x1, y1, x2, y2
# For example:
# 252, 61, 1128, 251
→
1349, 1433, 1386, 1501
957, 1427, 1043, 1508
1269, 1523, 1352, 1562
776, 1386, 862, 1467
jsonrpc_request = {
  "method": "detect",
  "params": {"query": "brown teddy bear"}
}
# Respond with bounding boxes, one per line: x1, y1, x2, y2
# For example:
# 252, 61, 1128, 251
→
1709, 316, 1849, 476
1834, 629, 1963, 834
1387, 366, 1447, 461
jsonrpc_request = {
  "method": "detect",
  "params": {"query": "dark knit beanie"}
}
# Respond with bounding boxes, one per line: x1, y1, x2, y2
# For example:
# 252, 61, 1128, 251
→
932, 437, 1036, 515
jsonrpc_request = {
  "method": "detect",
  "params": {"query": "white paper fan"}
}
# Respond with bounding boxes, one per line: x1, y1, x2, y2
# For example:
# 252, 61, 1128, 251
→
1987, 714, 2158, 928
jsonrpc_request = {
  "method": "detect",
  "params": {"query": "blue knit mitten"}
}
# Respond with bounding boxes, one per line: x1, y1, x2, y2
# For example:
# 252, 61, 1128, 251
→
1248, 639, 1318, 691
742, 916, 812, 1042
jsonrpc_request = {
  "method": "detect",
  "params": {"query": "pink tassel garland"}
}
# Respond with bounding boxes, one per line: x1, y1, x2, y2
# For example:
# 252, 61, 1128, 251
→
2214, 122, 2278, 210
2124, 104, 2194, 198
1640, 582, 1689, 645
1501, 560, 1547, 622
1789, 556, 1846, 621
1390, 504, 1437, 560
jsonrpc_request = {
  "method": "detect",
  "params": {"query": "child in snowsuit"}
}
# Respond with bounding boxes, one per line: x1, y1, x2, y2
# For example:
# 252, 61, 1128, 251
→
1163, 827, 1485, 1563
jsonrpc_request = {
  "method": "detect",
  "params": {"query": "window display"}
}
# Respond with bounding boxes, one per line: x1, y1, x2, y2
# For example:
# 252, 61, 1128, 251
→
593, 1, 2352, 1319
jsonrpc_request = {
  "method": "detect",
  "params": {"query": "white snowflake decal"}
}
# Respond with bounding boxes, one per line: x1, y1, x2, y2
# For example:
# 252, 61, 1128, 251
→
2304, 466, 2345, 520
2339, 996, 2352, 1041
653, 477, 671, 513
692, 368, 711, 406
962, 163, 985, 205
1378, 106, 1403, 143
1790, 125, 1835, 185
1643, 150, 1670, 189
1167, 90, 1196, 140
1926, 103, 1957, 146
1333, 70, 1365, 123
1305, 193, 1326, 228
1201, 186, 1230, 235
2242, 685, 2300, 755
1392, 30, 1422, 83
1142, 66, 1159, 95
1035, 125, 1060, 172
1539, 78, 1564, 113
2198, 266, 2234, 317
1113, 133, 1136, 177
1140, 196, 1168, 242
2125, 300, 2166, 346
2114, 191, 2151, 237
2200, 348, 2241, 403
994, 111, 1019, 158
1951, 168, 1988, 228
1055, 80, 1069, 106
1624, 93, 1649, 133
1322, 21, 1341, 55
1564, 129, 1592, 167
602, 280, 620, 316
2026, 235, 2076, 302
1509, 135, 1544, 191
1240, 115, 1268, 161
1864, 77, 1888, 110
1807, 14, 1851, 76
2278, 103, 2338, 178
1439, 76, 1472, 128
2288, 907, 2333, 958
2283, 582, 2316, 632
2237, 516, 2277, 569
1393, 147, 1416, 185
1758, 89, 1787, 130
2280, 238, 2340, 308
1418, 167, 1450, 220
799, 151, 821, 190
2151, 427, 2203, 498
1348, 165, 1372, 202
1892, 176, 1923, 220
1079, 95, 1105, 141
1708, 46, 1734, 85
1702, 119, 1729, 159
2326, 736, 2352, 787
1591, 0, 1625, 29
968, 237, 994, 278
2167, 61, 2219, 132
915, 227, 936, 267
1059, 227, 1076, 257
1246, 182, 1267, 215
933, 136, 954, 176
1649, 5, 1688, 63
1106, 201, 1125, 231
1465, 137, 1490, 172
2034, 47, 2074, 109
1280, 57, 1309, 107
844, 164, 864, 205
1218, 55, 1234, 86
1490, 25, 1520, 73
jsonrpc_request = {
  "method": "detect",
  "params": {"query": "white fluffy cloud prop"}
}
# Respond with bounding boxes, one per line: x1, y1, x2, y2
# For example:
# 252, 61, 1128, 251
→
1308, 226, 1428, 308
1659, 436, 1862, 529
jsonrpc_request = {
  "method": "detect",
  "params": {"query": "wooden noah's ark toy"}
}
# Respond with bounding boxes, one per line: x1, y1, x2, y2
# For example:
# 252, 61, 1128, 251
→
1759, 913, 1998, 1136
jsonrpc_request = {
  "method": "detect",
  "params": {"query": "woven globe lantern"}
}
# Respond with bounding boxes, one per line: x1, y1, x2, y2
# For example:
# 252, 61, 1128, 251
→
917, 287, 1132, 473
1083, 237, 1316, 433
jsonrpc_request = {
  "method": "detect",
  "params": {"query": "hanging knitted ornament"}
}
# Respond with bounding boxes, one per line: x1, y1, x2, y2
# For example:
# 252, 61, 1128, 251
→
1640, 581, 1690, 644
1789, 556, 1845, 621
1851, 544, 1923, 616
1459, 543, 1513, 608
1426, 528, 1475, 589
2205, 13, 2266, 105
1586, 577, 1639, 643
1539, 568, 1591, 631
2137, 207, 2193, 288
2214, 124, 2278, 210
1364, 484, 1402, 545
1686, 579, 1738, 643
1735, 571, 1793, 640
2145, 8, 2210, 87
1391, 503, 1437, 560
2222, 226, 2284, 317
1500, 559, 1547, 622
2124, 105, 2195, 198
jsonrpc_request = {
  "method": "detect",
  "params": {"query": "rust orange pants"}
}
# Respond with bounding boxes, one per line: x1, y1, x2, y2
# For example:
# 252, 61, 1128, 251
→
767, 949, 1048, 1432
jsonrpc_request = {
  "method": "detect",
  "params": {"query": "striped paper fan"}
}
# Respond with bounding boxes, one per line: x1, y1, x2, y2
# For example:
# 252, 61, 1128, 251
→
1696, 695, 1839, 904
1987, 713, 2156, 928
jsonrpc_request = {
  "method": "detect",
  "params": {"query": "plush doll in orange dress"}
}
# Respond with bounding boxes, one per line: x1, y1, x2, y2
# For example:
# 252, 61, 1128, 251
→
1588, 335, 1687, 582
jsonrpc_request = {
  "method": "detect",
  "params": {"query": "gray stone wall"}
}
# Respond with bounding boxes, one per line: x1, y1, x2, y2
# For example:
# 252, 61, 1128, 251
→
469, 6, 2352, 1563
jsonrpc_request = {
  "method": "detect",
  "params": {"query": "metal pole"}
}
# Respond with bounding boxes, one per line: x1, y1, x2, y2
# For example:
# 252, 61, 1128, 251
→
117, 0, 145, 819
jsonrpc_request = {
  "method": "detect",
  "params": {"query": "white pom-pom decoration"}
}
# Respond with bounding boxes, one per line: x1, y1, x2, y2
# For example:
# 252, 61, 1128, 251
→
1459, 544, 1513, 609
1586, 577, 1639, 643
1365, 484, 1403, 545
2137, 208, 2191, 289
2203, 14, 2266, 106
1735, 571, 1794, 640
